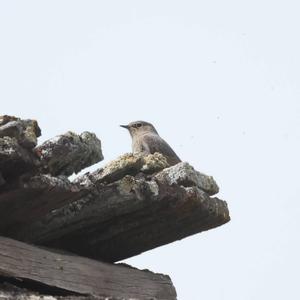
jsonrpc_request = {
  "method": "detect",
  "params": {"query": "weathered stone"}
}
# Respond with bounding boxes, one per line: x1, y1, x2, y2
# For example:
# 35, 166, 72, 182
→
75, 152, 169, 187
22, 174, 79, 192
0, 115, 41, 149
22, 119, 41, 149
82, 153, 144, 185
0, 115, 19, 126
155, 162, 219, 195
0, 136, 39, 181
36, 131, 103, 176
141, 152, 170, 173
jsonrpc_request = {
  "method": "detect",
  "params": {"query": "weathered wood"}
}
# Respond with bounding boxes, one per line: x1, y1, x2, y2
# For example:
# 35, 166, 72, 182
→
0, 290, 99, 300
0, 174, 81, 231
0, 236, 177, 300
3, 155, 230, 262
0, 282, 98, 300
0, 172, 5, 186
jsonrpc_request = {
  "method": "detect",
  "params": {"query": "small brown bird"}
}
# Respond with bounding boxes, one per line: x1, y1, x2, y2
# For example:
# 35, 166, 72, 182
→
120, 121, 181, 166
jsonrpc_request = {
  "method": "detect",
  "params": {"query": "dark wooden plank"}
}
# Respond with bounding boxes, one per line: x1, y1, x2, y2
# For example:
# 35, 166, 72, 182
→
0, 236, 177, 300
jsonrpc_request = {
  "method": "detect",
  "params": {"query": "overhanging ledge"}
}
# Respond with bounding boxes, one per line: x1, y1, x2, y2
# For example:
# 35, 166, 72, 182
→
4, 155, 230, 262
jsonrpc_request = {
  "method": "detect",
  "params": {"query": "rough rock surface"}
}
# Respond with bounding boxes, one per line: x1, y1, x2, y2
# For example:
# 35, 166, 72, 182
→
155, 162, 219, 195
74, 152, 169, 186
0, 136, 39, 181
0, 115, 103, 184
36, 131, 103, 176
0, 115, 41, 149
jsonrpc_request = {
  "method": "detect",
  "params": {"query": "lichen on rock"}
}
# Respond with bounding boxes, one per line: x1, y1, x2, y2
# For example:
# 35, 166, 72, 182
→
75, 152, 170, 186
0, 115, 41, 149
155, 162, 219, 195
141, 152, 169, 173
73, 152, 219, 202
36, 131, 103, 176
0, 115, 103, 189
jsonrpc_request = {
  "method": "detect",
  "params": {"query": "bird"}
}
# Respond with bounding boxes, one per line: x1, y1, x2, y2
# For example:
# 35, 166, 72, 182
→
120, 121, 181, 166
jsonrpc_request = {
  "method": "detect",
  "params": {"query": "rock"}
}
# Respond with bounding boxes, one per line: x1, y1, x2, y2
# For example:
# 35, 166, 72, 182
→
141, 152, 170, 173
36, 131, 103, 176
84, 153, 144, 184
0, 115, 41, 182
155, 162, 219, 195
22, 174, 79, 192
0, 136, 39, 181
75, 152, 169, 186
0, 115, 19, 126
0, 115, 41, 149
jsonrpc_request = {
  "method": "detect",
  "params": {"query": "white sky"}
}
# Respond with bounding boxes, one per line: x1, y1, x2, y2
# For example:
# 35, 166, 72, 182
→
1, 1, 300, 299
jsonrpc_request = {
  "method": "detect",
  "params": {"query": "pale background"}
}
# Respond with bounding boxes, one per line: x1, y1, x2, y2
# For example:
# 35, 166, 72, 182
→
1, 1, 299, 299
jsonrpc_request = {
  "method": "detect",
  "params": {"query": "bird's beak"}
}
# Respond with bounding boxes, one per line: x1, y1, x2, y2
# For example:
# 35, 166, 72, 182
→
120, 124, 129, 129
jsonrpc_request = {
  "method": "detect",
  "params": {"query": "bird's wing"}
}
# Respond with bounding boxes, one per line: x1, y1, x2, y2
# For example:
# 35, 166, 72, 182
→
142, 134, 181, 164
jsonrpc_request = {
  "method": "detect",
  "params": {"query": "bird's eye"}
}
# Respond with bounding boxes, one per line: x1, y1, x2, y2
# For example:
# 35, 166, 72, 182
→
136, 123, 142, 128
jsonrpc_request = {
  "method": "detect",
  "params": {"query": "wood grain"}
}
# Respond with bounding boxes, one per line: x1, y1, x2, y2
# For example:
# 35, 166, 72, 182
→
0, 236, 176, 300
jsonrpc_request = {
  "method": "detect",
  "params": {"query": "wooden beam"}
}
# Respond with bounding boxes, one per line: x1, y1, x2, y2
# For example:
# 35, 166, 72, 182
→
0, 236, 177, 300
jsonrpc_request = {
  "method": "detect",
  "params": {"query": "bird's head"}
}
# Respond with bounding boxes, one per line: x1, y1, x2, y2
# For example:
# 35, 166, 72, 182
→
120, 121, 158, 138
